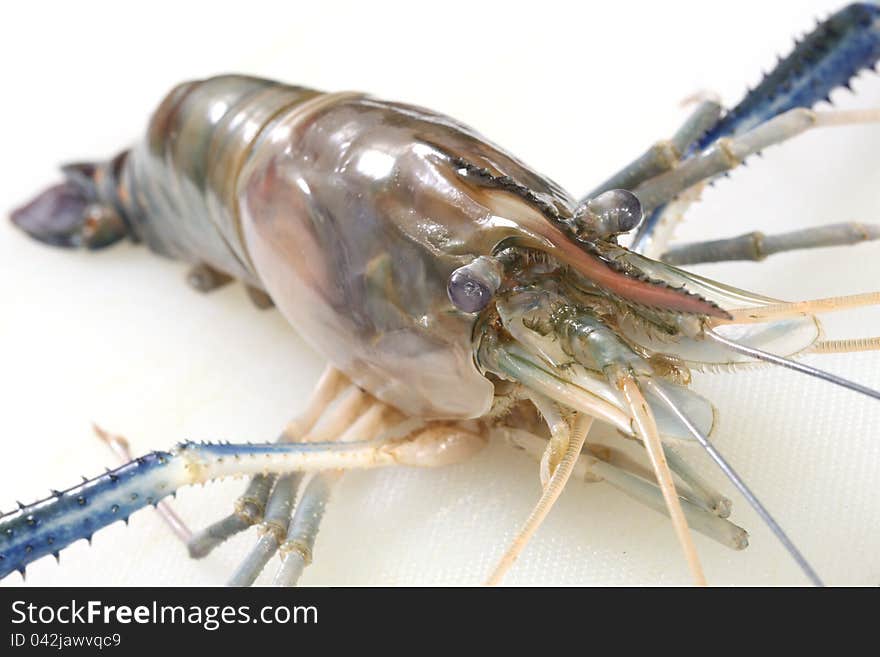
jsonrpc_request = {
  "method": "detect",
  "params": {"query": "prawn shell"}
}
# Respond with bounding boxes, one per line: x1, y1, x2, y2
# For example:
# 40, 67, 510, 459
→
235, 92, 579, 419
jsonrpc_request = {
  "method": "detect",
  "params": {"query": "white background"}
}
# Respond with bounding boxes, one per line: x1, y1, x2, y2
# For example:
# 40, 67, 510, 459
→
2, 0, 880, 586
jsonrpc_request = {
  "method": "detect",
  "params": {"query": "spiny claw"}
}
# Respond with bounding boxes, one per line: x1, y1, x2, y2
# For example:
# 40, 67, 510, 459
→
0, 435, 475, 580
0, 451, 180, 580
698, 3, 880, 148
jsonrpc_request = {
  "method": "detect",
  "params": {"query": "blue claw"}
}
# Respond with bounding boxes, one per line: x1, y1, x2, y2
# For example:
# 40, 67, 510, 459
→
697, 2, 880, 148
0, 439, 382, 580
0, 451, 178, 580
634, 3, 880, 252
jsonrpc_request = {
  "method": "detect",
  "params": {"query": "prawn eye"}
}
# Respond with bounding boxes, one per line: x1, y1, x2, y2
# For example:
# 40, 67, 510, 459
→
572, 188, 643, 239
447, 256, 503, 313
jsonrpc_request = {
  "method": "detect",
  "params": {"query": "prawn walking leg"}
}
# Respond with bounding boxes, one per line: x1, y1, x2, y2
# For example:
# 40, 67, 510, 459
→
271, 471, 336, 586
505, 429, 747, 550
187, 367, 349, 558
661, 223, 880, 265
228, 402, 406, 586
633, 109, 880, 215
227, 473, 301, 586
584, 99, 722, 199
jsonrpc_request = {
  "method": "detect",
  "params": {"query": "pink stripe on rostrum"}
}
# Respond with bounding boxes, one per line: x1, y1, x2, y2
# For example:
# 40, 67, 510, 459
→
524, 218, 729, 319
575, 250, 728, 318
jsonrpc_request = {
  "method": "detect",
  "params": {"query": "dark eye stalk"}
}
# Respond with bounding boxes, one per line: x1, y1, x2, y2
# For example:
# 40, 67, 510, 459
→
572, 189, 644, 240
447, 256, 504, 313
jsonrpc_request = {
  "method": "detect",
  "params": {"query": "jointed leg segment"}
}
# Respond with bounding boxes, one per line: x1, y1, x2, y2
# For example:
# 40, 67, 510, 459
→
272, 471, 337, 586
227, 473, 301, 586
584, 99, 722, 200
504, 429, 747, 550
633, 108, 880, 216
186, 367, 348, 559
661, 222, 880, 265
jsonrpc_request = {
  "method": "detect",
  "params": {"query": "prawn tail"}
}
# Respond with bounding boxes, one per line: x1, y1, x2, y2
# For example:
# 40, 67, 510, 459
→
10, 153, 133, 250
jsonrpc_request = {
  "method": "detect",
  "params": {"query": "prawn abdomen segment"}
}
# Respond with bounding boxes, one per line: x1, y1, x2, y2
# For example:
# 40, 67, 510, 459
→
122, 75, 323, 285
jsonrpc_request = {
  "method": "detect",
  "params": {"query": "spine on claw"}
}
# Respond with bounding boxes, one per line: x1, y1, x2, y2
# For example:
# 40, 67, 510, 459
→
635, 3, 880, 252
697, 2, 880, 148
0, 451, 183, 579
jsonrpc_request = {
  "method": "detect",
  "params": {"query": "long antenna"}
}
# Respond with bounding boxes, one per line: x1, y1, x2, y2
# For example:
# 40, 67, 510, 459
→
704, 328, 880, 402
640, 378, 824, 586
